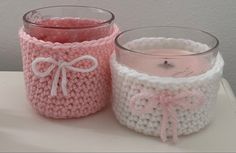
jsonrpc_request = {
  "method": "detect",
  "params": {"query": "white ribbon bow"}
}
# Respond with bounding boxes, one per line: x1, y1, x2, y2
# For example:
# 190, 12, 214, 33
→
31, 55, 98, 96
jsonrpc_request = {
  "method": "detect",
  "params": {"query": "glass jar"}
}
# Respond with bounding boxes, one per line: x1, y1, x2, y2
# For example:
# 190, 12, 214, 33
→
19, 6, 119, 119
23, 5, 114, 43
111, 26, 224, 142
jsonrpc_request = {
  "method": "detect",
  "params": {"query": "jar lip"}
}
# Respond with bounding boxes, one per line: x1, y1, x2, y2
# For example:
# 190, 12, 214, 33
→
115, 26, 219, 57
23, 5, 115, 30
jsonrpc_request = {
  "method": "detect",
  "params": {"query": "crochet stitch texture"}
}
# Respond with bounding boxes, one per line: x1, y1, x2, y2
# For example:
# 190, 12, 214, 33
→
111, 38, 224, 142
19, 24, 119, 119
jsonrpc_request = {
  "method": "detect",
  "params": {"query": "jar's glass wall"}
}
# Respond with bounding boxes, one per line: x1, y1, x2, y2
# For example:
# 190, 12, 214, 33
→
115, 26, 219, 77
23, 6, 115, 43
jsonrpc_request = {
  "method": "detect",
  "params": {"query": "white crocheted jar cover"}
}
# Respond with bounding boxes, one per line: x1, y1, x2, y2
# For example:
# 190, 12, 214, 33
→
111, 38, 224, 141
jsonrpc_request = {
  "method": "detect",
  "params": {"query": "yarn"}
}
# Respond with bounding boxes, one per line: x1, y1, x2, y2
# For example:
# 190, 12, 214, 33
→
19, 20, 119, 119
129, 90, 205, 142
31, 55, 98, 96
111, 37, 224, 142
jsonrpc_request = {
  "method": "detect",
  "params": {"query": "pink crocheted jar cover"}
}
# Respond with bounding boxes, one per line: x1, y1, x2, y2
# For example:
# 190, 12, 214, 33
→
19, 24, 119, 119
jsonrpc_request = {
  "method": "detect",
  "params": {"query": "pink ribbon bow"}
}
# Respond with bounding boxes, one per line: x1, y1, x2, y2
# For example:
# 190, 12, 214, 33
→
130, 90, 204, 143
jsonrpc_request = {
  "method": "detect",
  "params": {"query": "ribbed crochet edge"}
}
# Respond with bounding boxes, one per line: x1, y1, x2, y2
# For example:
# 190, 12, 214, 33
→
19, 24, 119, 49
110, 53, 224, 84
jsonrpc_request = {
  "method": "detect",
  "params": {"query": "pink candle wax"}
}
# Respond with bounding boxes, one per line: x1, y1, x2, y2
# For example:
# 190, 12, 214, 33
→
24, 18, 112, 43
118, 49, 210, 77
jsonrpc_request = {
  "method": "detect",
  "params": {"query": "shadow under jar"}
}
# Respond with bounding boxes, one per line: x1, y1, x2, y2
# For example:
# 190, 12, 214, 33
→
19, 6, 119, 118
111, 26, 224, 142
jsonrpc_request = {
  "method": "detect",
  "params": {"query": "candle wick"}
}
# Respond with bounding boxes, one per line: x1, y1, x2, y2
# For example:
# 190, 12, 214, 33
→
158, 60, 174, 69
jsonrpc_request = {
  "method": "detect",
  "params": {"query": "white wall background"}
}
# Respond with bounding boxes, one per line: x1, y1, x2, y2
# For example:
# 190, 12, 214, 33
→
0, 0, 235, 92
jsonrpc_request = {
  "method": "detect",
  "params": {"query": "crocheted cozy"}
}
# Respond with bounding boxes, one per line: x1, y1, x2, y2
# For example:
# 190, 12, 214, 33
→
111, 37, 224, 142
19, 23, 119, 119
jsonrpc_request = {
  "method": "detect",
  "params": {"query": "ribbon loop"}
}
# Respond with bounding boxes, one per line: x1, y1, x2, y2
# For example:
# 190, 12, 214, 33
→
32, 57, 57, 77
66, 55, 98, 73
130, 90, 204, 143
31, 55, 98, 96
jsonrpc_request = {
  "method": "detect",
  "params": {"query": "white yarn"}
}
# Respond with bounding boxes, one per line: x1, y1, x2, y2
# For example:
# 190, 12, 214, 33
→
32, 55, 98, 96
111, 37, 224, 139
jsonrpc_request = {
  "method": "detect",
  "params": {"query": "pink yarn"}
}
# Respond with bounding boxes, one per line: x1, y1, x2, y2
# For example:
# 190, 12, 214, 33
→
130, 90, 204, 143
19, 20, 119, 119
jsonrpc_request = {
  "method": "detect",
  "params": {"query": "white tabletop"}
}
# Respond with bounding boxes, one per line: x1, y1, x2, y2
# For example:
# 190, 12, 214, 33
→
0, 71, 235, 152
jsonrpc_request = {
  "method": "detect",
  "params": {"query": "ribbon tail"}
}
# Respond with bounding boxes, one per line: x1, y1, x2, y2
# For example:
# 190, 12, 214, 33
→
61, 67, 68, 96
160, 108, 168, 142
169, 106, 178, 143
51, 67, 61, 96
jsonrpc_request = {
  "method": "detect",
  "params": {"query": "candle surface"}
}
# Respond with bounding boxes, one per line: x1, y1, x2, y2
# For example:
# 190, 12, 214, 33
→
118, 49, 210, 77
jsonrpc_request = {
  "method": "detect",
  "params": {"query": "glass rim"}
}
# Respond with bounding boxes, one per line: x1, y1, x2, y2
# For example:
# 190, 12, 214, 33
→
115, 26, 219, 57
23, 5, 115, 30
